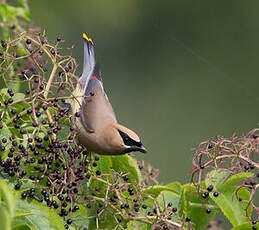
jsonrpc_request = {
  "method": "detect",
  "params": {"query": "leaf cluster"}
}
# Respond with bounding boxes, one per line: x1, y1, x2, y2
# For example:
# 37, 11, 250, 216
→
0, 1, 258, 230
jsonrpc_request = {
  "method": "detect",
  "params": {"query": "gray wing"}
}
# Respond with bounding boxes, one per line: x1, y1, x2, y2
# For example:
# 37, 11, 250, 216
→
81, 78, 111, 133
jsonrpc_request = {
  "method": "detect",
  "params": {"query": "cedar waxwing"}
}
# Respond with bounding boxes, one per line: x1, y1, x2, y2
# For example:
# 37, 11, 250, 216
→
70, 33, 147, 155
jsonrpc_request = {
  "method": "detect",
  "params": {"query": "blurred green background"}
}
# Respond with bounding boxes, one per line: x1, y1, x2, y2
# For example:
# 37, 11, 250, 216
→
28, 0, 259, 184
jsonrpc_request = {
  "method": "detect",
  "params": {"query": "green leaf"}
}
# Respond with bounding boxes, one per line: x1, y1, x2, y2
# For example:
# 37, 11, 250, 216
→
87, 155, 116, 229
111, 154, 141, 183
144, 182, 182, 197
14, 180, 34, 192
0, 75, 6, 88
4, 80, 21, 94
12, 225, 32, 230
18, 0, 30, 10
15, 199, 64, 230
6, 5, 30, 22
0, 206, 11, 230
127, 221, 151, 230
12, 219, 32, 230
179, 184, 218, 229
0, 125, 11, 144
219, 172, 254, 191
0, 179, 16, 218
87, 155, 142, 229
93, 155, 113, 175
231, 222, 259, 230
205, 169, 252, 226
205, 169, 231, 189
0, 4, 9, 22
0, 88, 10, 101
166, 181, 182, 194
209, 186, 251, 227
144, 185, 175, 197
12, 92, 25, 101
0, 3, 30, 23
205, 169, 253, 191
157, 190, 181, 209
70, 205, 89, 229
157, 190, 181, 224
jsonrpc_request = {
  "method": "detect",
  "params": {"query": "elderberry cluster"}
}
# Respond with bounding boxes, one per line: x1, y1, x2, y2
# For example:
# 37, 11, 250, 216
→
0, 33, 188, 229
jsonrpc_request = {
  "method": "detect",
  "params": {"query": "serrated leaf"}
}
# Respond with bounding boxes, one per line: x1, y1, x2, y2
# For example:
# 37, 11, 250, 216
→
93, 155, 113, 176
0, 88, 10, 101
5, 80, 21, 93
111, 154, 141, 183
87, 155, 116, 229
219, 172, 254, 191
179, 184, 218, 229
0, 125, 11, 144
157, 190, 181, 209
157, 190, 181, 224
16, 199, 64, 230
231, 222, 259, 230
70, 205, 89, 229
0, 179, 16, 218
205, 170, 252, 226
15, 180, 34, 192
166, 182, 182, 194
88, 155, 142, 229
205, 169, 231, 189
12, 92, 25, 101
144, 182, 182, 197
208, 186, 251, 227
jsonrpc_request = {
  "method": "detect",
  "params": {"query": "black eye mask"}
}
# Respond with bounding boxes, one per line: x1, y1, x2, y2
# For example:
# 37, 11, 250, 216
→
118, 130, 142, 147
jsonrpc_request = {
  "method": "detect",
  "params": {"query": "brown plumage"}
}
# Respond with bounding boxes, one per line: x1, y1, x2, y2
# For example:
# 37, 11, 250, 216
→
70, 33, 146, 155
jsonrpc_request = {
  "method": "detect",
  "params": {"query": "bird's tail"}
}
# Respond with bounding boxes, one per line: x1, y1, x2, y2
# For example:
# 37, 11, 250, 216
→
80, 33, 96, 88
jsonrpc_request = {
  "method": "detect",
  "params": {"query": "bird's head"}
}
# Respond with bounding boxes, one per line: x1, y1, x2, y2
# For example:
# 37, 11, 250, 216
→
105, 124, 147, 154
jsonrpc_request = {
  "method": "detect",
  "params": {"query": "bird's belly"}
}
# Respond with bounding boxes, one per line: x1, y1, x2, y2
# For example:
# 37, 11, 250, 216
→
76, 127, 122, 155
77, 129, 101, 153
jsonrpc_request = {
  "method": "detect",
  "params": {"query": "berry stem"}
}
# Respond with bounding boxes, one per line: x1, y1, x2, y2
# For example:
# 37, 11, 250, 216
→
44, 64, 58, 99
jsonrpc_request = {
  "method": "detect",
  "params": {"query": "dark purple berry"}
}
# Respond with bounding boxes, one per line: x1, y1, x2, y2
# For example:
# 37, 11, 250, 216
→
21, 191, 27, 199
1, 40, 7, 48
185, 216, 191, 222
26, 39, 31, 44
172, 207, 177, 212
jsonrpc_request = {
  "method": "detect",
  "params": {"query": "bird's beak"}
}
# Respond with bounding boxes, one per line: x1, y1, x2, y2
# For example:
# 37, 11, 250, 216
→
134, 145, 147, 154
125, 145, 147, 154
139, 145, 147, 153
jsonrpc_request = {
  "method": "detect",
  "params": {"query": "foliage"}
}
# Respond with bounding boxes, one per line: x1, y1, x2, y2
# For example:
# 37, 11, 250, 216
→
0, 178, 64, 230
0, 1, 258, 229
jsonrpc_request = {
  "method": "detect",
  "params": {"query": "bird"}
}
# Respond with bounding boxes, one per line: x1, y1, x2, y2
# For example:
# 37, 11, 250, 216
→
70, 33, 147, 155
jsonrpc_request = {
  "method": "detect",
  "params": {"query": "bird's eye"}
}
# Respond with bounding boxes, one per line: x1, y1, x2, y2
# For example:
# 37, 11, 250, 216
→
118, 130, 141, 147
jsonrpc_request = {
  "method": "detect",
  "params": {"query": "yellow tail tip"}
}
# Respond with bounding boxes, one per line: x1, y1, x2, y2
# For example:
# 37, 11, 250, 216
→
82, 33, 94, 45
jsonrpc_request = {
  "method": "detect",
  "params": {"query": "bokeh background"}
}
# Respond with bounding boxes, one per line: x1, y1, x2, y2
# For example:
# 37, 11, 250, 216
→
28, 0, 259, 184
